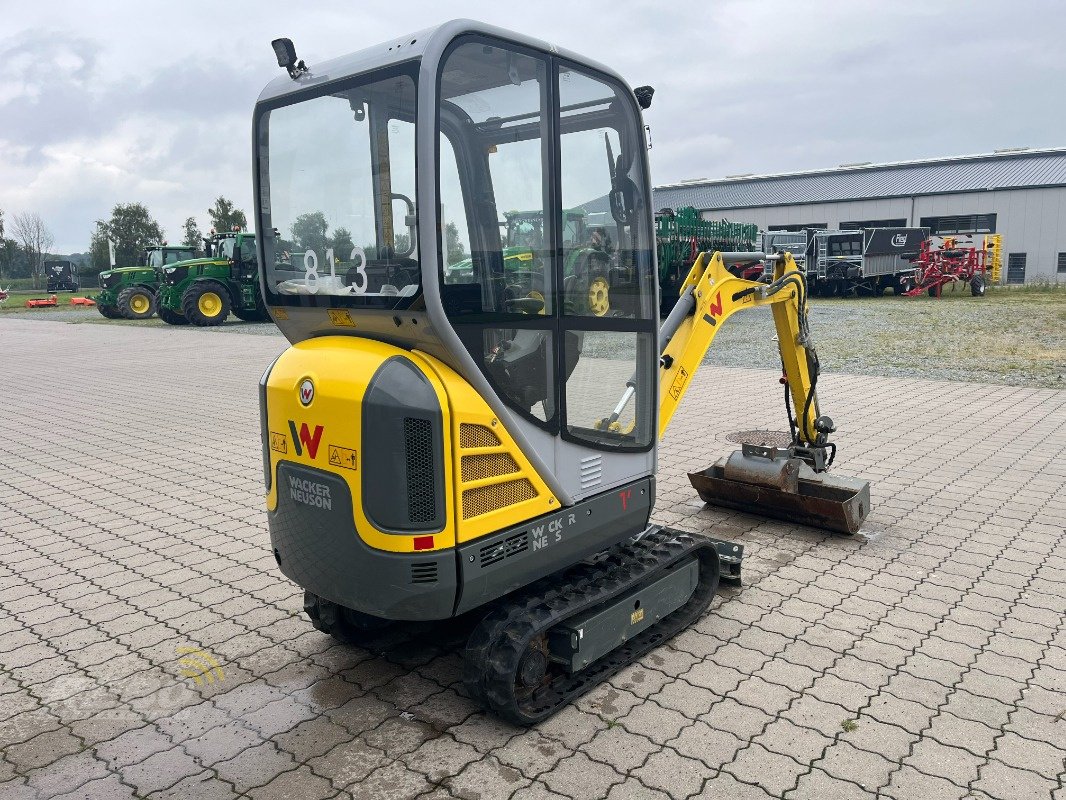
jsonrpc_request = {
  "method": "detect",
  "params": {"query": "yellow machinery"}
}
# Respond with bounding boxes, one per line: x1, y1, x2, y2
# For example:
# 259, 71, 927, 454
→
984, 234, 1003, 284
254, 22, 870, 724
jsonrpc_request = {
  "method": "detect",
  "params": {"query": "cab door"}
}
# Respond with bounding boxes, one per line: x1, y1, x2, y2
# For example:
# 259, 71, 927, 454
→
433, 37, 658, 501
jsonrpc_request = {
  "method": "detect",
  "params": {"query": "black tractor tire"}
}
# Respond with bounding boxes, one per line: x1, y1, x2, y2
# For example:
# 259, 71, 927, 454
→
97, 304, 122, 319
303, 591, 389, 643
117, 286, 156, 320
970, 275, 986, 297
181, 281, 231, 326
158, 305, 189, 325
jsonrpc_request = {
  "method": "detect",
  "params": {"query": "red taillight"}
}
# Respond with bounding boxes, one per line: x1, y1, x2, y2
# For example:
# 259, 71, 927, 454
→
413, 536, 434, 551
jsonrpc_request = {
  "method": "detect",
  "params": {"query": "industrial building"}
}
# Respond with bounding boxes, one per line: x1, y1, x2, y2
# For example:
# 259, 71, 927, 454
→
653, 147, 1066, 284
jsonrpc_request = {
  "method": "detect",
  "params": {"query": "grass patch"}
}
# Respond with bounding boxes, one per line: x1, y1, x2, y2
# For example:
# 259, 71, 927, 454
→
0, 289, 100, 312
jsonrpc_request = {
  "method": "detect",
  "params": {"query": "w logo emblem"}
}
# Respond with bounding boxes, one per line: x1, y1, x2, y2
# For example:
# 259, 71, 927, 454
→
299, 378, 314, 406
176, 646, 225, 686
288, 420, 324, 459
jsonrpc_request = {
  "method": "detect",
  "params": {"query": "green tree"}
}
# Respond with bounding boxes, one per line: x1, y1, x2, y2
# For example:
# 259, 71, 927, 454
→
207, 197, 247, 234
95, 203, 164, 269
181, 217, 202, 249
445, 222, 465, 265
291, 211, 329, 254
0, 237, 23, 282
330, 227, 354, 257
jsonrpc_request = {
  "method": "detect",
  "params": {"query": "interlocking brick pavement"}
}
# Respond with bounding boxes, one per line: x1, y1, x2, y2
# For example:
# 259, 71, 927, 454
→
1, 317, 1064, 799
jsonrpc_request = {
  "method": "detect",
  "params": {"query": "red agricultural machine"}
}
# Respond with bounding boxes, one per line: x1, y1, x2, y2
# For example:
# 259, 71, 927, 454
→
903, 234, 1002, 297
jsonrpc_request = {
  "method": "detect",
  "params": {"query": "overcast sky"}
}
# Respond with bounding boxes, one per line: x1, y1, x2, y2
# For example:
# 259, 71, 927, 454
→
2, 0, 1063, 252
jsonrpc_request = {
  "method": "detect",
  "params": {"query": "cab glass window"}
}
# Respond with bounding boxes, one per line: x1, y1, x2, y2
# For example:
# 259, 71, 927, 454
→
439, 41, 557, 427
558, 67, 655, 321
258, 66, 419, 309
438, 42, 553, 318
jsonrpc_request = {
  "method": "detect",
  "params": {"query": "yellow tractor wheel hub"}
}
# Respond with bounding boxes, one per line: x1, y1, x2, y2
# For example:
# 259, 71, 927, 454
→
130, 294, 151, 314
528, 290, 546, 315
588, 277, 610, 316
198, 292, 223, 317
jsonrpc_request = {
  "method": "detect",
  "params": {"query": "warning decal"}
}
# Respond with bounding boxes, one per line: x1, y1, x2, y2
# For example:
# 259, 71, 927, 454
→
327, 309, 356, 327
328, 445, 358, 471
668, 366, 689, 401
269, 432, 288, 454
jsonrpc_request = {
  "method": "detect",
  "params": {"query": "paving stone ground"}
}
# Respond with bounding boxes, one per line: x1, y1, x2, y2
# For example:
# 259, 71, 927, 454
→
1, 317, 1064, 800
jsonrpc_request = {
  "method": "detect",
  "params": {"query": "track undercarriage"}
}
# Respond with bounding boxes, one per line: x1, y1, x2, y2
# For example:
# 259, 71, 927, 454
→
307, 528, 742, 726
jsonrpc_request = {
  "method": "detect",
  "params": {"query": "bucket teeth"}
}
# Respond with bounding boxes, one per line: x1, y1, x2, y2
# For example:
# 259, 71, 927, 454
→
689, 449, 871, 535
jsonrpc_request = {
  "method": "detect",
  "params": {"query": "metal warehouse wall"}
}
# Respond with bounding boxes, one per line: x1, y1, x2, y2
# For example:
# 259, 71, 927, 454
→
699, 186, 1066, 283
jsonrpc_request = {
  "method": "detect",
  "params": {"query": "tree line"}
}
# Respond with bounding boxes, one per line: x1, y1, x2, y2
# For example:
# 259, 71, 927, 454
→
0, 198, 248, 288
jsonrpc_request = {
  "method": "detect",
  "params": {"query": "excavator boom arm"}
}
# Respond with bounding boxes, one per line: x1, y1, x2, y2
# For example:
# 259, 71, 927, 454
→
657, 251, 826, 460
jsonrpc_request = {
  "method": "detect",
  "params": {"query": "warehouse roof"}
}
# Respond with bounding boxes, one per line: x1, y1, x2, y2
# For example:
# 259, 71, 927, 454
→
653, 147, 1066, 211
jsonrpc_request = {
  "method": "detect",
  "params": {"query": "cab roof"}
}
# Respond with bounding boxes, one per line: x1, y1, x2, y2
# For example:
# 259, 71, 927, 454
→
255, 19, 633, 106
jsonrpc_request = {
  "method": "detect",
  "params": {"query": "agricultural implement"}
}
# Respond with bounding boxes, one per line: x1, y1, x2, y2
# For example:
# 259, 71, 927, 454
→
655, 207, 759, 311
902, 234, 1002, 297
808, 227, 928, 296
24, 295, 58, 308
156, 231, 268, 326
254, 21, 871, 725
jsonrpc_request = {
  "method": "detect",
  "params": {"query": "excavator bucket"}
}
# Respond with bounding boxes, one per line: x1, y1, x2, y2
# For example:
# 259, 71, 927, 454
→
688, 445, 871, 535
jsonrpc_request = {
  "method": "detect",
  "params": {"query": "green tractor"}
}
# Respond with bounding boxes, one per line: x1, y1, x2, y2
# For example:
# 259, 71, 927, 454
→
445, 208, 620, 315
94, 245, 199, 320
156, 231, 268, 326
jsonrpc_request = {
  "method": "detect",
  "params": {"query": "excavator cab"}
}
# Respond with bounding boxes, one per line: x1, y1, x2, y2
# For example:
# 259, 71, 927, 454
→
253, 20, 868, 724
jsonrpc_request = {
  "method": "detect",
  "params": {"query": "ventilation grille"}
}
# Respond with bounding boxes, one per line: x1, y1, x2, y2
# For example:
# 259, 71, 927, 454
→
462, 479, 537, 519
461, 452, 520, 483
579, 455, 603, 490
410, 562, 438, 584
459, 423, 500, 449
403, 417, 436, 524
479, 532, 529, 568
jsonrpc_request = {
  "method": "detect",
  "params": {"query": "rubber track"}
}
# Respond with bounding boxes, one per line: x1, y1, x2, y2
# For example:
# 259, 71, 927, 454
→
463, 528, 721, 725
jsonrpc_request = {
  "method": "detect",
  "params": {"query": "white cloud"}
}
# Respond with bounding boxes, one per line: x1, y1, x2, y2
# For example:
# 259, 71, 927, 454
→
0, 0, 1063, 251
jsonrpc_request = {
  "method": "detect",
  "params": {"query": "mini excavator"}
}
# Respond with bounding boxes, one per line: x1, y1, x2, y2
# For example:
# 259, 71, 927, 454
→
254, 21, 871, 724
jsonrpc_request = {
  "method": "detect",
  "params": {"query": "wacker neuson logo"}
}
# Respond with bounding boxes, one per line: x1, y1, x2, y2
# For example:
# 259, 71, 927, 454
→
289, 475, 332, 510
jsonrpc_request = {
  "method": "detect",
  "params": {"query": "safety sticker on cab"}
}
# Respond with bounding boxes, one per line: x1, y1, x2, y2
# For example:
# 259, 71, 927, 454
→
327, 309, 356, 327
269, 432, 288, 454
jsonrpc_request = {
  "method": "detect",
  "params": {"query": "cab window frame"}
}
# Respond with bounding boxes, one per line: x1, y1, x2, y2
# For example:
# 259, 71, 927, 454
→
551, 57, 657, 453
